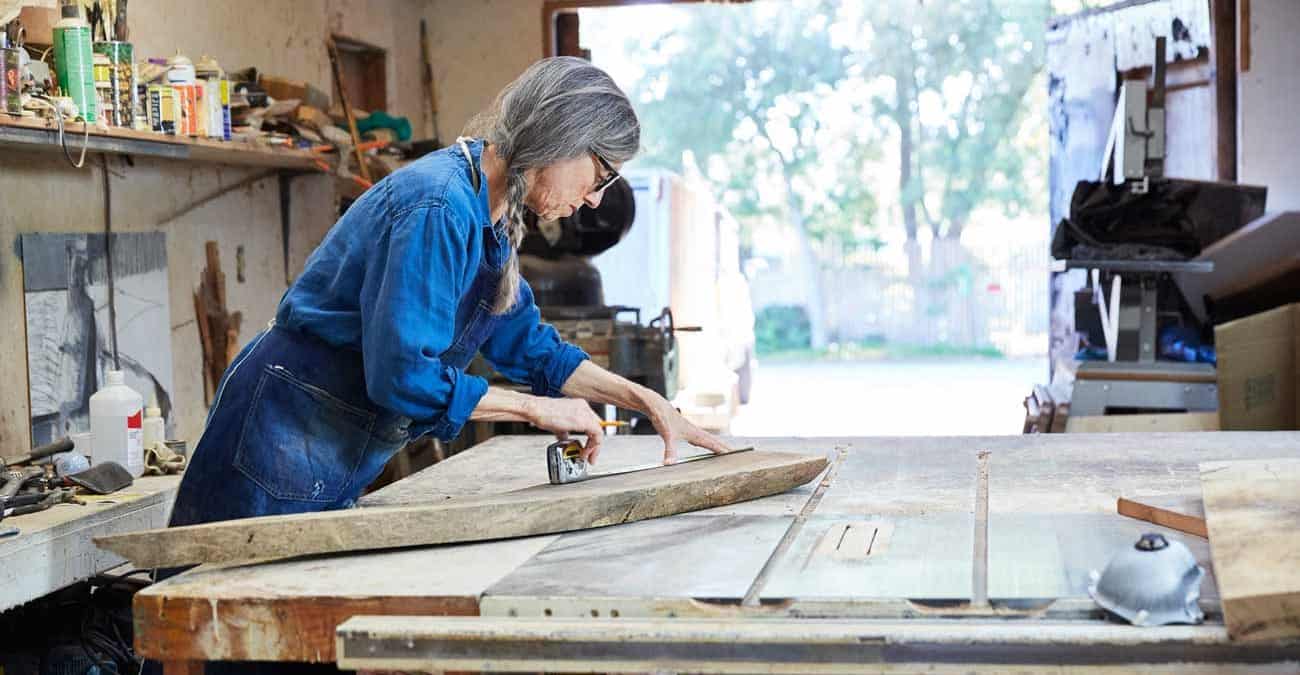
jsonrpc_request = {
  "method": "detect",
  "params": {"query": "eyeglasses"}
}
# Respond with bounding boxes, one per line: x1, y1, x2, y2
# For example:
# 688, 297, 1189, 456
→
592, 152, 621, 194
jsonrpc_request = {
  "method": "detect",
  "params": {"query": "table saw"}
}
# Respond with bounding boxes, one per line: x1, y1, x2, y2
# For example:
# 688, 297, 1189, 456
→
133, 433, 1300, 672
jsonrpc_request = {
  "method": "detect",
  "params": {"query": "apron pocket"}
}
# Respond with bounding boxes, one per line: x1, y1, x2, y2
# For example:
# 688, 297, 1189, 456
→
234, 364, 377, 503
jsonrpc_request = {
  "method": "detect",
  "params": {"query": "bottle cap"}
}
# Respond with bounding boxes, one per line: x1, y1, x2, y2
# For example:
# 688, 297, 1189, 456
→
105, 370, 125, 385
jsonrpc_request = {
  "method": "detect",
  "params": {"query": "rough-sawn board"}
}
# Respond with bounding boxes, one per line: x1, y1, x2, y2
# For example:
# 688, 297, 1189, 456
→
95, 450, 827, 568
1201, 457, 1300, 642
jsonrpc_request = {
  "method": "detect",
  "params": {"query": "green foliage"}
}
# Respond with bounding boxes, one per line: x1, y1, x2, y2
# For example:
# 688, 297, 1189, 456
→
754, 305, 812, 354
623, 0, 880, 257
588, 0, 1052, 254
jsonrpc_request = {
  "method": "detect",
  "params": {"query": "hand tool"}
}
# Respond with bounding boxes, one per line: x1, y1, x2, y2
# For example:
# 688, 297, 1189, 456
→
2, 488, 83, 520
1, 465, 45, 503
547, 441, 753, 485
2, 437, 74, 469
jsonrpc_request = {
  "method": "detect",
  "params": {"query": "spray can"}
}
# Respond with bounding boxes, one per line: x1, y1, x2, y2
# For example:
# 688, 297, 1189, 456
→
93, 41, 136, 128
52, 0, 96, 122
92, 51, 112, 122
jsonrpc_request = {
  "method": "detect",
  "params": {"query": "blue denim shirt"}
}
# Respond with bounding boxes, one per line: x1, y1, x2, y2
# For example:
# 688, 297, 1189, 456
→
275, 139, 589, 441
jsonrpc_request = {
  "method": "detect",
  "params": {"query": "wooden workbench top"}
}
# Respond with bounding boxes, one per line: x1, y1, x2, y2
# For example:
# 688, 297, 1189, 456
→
134, 433, 1300, 667
1, 474, 181, 612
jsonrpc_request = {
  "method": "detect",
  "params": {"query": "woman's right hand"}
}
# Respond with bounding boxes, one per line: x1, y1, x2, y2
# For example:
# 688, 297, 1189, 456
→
527, 396, 605, 464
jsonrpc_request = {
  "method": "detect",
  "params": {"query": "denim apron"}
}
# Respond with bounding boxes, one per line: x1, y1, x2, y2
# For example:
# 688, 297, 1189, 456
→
169, 139, 504, 527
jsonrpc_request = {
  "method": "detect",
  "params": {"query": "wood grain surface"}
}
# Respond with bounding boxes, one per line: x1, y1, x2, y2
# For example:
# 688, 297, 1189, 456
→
1201, 458, 1300, 641
97, 450, 827, 568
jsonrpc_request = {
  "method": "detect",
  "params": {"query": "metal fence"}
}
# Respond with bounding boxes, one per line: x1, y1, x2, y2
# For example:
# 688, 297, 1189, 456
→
748, 236, 1051, 356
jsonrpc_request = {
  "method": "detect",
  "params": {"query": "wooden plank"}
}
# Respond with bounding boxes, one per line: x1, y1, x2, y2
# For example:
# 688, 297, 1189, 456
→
362, 435, 835, 518
1201, 458, 1300, 641
0, 116, 320, 171
335, 615, 1300, 673
1066, 412, 1220, 433
1211, 0, 1238, 181
1117, 495, 1207, 537
96, 450, 827, 568
134, 536, 556, 663
0, 475, 180, 612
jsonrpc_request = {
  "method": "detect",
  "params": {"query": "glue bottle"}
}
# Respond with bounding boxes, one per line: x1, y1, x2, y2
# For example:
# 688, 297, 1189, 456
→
143, 394, 165, 451
89, 370, 144, 477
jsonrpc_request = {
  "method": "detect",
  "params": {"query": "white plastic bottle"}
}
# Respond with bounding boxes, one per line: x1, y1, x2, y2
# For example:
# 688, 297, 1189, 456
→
90, 370, 145, 477
143, 394, 165, 451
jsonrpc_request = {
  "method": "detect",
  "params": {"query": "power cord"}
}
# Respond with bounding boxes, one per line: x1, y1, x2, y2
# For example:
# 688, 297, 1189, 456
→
27, 94, 92, 168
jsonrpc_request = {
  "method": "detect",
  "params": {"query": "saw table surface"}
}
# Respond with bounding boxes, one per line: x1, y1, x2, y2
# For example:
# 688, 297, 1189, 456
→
133, 433, 1300, 671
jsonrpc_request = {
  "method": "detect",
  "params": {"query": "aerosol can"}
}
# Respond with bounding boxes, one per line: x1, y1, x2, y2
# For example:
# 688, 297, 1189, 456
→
52, 0, 96, 122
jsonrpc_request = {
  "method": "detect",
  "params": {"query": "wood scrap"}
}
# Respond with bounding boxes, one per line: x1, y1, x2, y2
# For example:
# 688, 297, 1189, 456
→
258, 74, 309, 103
94, 450, 827, 569
1116, 495, 1207, 538
294, 105, 335, 133
194, 241, 242, 405
326, 37, 372, 183
1067, 412, 1219, 433
1200, 457, 1300, 641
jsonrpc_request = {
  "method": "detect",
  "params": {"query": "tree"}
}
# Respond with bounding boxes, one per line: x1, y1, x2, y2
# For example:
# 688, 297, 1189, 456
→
588, 0, 1052, 346
859, 1, 1050, 253
618, 0, 875, 348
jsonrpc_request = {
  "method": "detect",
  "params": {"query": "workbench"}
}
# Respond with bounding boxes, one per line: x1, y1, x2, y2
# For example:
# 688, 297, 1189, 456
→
1, 474, 181, 613
133, 433, 1300, 672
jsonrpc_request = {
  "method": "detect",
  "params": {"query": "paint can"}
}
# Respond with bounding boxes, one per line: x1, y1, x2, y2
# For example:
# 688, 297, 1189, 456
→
175, 82, 201, 136
218, 79, 231, 140
148, 84, 177, 135
0, 47, 20, 116
92, 51, 112, 123
52, 0, 96, 122
93, 41, 136, 128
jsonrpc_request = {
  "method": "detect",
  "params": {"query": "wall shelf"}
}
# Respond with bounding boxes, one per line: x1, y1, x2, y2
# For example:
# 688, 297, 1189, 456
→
0, 115, 323, 171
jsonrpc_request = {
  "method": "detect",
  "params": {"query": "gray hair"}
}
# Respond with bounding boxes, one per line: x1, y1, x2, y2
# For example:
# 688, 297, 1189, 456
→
464, 57, 640, 314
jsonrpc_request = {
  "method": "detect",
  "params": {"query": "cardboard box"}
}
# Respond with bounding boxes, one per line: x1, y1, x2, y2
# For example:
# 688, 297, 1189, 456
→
1215, 303, 1300, 430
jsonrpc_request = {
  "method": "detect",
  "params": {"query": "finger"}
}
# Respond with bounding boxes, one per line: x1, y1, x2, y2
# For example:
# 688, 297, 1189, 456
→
555, 431, 570, 442
582, 422, 603, 465
662, 436, 678, 465
691, 431, 733, 455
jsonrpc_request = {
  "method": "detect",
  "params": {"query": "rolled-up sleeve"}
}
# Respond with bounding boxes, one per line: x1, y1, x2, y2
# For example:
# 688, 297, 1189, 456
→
480, 277, 589, 397
359, 205, 488, 440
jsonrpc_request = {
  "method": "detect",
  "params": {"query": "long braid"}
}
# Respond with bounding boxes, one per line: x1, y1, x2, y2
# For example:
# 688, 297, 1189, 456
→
493, 169, 530, 314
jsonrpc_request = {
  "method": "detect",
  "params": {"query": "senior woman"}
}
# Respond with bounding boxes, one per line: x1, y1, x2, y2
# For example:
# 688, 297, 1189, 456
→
168, 57, 731, 527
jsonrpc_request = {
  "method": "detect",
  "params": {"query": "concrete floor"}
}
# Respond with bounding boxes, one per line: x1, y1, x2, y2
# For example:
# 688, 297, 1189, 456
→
729, 357, 1049, 437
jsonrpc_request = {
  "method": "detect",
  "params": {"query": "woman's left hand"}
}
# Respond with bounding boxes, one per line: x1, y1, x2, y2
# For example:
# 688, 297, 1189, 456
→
639, 390, 734, 464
